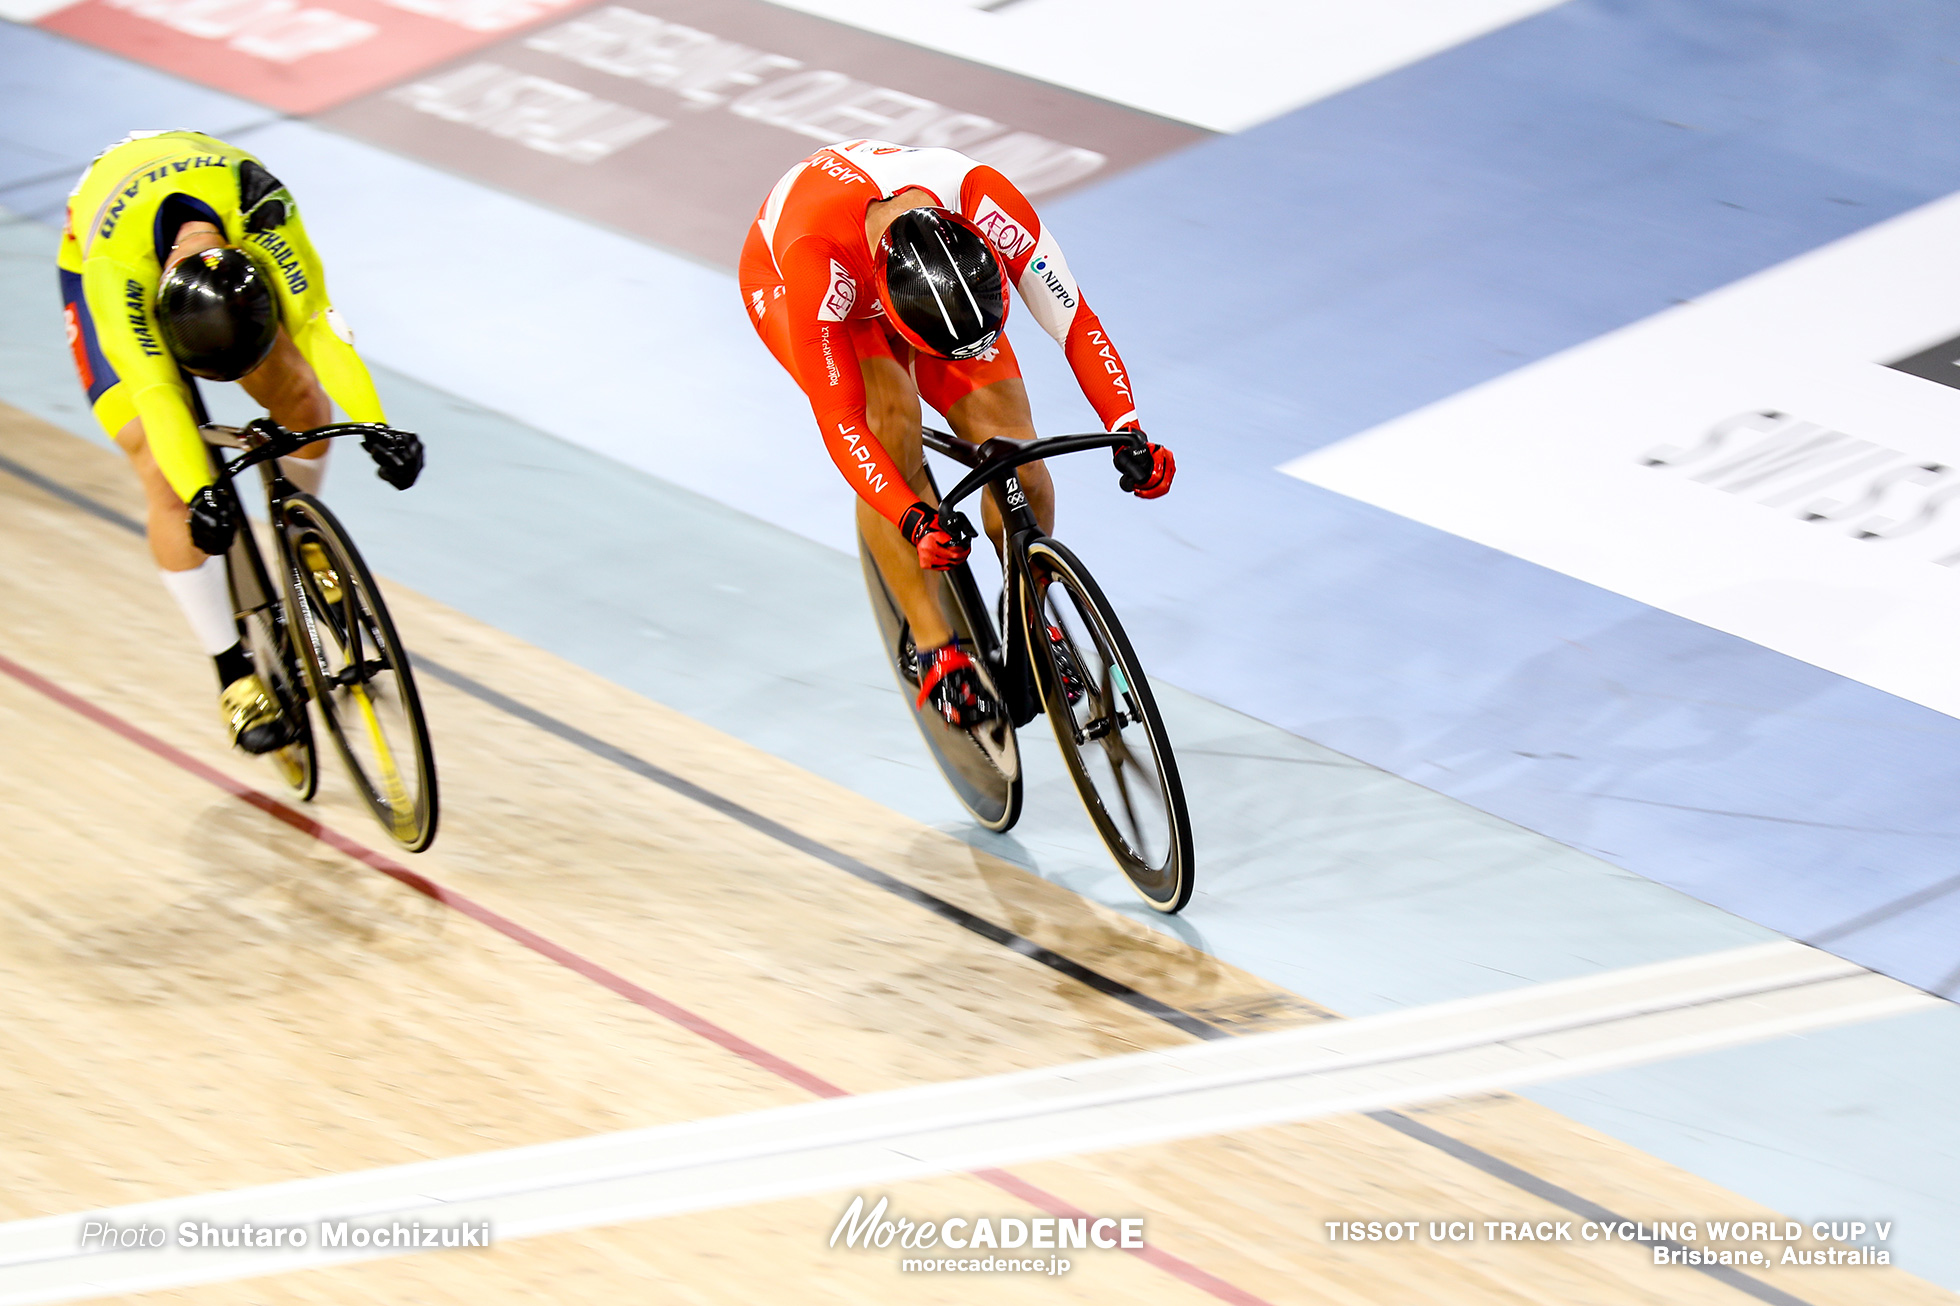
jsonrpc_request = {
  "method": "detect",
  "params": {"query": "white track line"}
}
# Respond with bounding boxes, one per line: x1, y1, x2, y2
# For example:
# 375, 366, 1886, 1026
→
0, 942, 1935, 1302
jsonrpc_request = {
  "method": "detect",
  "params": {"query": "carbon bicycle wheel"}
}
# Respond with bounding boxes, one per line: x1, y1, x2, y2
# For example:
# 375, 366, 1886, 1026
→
857, 531, 1023, 831
279, 493, 439, 852
1023, 539, 1192, 912
229, 531, 317, 801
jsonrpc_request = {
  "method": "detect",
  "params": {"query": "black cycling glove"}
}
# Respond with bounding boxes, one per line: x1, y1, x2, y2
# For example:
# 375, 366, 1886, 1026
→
363, 427, 424, 490
188, 483, 240, 555
1112, 430, 1175, 499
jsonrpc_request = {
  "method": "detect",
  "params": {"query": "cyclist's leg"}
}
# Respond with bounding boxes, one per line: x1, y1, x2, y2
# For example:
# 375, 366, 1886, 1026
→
100, 323, 325, 569
849, 348, 997, 725
113, 411, 284, 746
238, 326, 333, 492
854, 348, 955, 652
739, 233, 955, 652
916, 335, 1055, 550
65, 254, 282, 747
62, 267, 199, 569
108, 383, 301, 750
113, 414, 204, 572
115, 418, 236, 658
238, 325, 330, 433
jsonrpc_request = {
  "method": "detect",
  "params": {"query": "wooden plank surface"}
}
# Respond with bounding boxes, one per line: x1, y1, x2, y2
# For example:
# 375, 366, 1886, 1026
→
0, 403, 1947, 1305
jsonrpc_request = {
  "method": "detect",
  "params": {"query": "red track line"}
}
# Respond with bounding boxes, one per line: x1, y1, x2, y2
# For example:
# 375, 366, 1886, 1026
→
1, 650, 1275, 1306
0, 651, 843, 1101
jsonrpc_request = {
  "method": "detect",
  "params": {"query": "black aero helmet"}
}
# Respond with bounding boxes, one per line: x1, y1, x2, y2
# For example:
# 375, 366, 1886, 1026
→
156, 246, 277, 381
875, 207, 1008, 360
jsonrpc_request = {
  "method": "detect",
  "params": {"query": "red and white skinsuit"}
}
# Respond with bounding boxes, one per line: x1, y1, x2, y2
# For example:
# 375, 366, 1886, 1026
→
740, 138, 1142, 530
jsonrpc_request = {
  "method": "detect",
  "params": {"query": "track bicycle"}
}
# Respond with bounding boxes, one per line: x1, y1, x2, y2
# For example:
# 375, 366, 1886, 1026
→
197, 406, 439, 852
858, 428, 1193, 913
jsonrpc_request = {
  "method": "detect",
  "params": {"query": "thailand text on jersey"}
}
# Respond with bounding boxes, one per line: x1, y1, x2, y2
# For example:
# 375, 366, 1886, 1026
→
745, 139, 1139, 528
58, 130, 386, 501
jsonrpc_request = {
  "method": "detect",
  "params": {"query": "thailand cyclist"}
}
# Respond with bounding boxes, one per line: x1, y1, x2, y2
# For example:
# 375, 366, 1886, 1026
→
740, 138, 1174, 727
58, 131, 421, 753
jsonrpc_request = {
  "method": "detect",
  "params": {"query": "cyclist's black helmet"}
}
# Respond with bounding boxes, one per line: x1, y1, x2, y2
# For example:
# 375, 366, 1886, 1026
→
875, 207, 1008, 360
156, 246, 277, 381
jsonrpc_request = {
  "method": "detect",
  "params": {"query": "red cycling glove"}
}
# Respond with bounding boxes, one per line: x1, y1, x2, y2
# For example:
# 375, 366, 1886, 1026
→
900, 501, 971, 570
1113, 435, 1175, 499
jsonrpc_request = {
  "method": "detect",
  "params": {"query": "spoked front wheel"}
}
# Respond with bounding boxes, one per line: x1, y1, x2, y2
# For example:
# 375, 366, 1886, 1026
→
279, 494, 439, 852
1024, 539, 1192, 912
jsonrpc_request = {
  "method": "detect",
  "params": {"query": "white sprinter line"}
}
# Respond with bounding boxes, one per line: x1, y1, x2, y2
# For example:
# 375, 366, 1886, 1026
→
0, 941, 1934, 1304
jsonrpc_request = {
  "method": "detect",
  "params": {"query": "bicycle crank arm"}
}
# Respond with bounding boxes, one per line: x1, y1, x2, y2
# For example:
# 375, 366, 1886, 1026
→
327, 658, 391, 689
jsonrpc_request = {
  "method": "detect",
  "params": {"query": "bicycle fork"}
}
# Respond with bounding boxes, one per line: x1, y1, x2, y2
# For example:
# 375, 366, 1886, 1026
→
977, 476, 1046, 728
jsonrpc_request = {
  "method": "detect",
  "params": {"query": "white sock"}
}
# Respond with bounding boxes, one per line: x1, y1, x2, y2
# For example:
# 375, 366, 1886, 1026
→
280, 444, 331, 496
157, 556, 238, 655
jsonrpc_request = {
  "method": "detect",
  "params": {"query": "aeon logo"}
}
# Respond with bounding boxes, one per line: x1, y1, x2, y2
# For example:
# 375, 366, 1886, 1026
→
971, 195, 1035, 260
816, 259, 856, 322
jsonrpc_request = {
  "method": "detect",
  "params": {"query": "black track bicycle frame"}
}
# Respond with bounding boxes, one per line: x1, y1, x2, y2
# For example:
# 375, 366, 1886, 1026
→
923, 427, 1143, 728
187, 381, 296, 655
190, 385, 412, 704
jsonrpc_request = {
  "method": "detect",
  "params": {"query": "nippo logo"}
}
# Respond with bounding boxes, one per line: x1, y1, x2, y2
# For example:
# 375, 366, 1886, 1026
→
971, 196, 1035, 260
817, 259, 857, 322
1029, 250, 1077, 311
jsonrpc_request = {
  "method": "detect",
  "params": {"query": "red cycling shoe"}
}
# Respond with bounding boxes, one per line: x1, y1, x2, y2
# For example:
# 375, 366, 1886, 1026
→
915, 642, 1000, 729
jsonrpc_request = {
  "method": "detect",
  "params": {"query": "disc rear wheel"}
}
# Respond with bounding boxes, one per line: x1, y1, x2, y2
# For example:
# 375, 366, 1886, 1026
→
857, 531, 1022, 832
280, 494, 438, 851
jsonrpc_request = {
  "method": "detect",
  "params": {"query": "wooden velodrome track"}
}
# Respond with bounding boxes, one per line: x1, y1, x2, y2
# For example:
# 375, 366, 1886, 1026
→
0, 399, 1948, 1305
